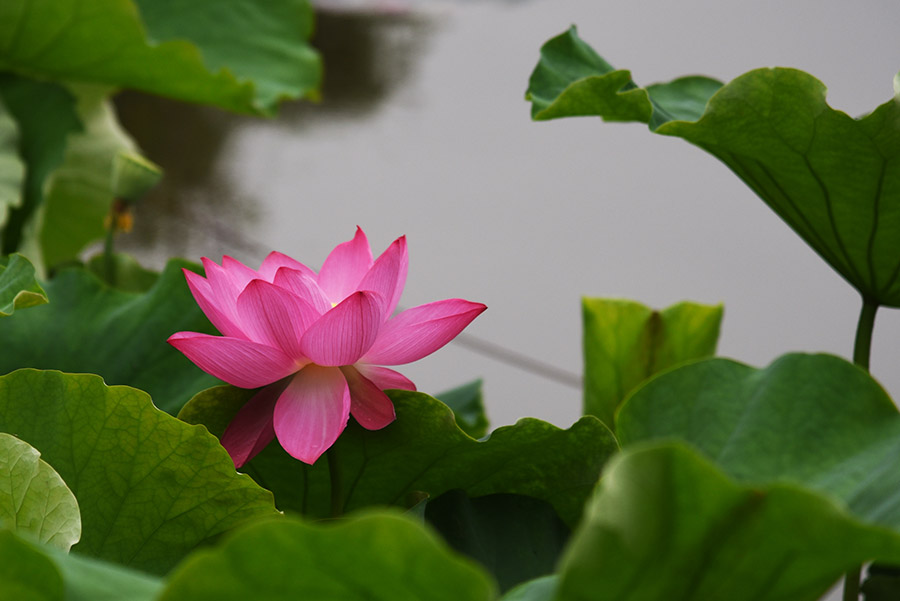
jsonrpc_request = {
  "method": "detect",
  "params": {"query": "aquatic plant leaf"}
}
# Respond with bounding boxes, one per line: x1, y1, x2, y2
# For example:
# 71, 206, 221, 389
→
527, 27, 900, 306
0, 260, 219, 414
159, 513, 496, 601
582, 298, 722, 429
0, 369, 277, 574
0, 433, 80, 550
0, 0, 320, 116
180, 387, 617, 527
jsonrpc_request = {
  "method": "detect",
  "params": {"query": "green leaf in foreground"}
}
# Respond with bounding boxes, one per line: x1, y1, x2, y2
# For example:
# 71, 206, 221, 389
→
527, 26, 900, 307
437, 379, 490, 438
557, 443, 900, 601
0, 433, 80, 551
424, 490, 569, 593
0, 529, 163, 601
582, 298, 722, 429
0, 369, 277, 574
0, 0, 320, 116
180, 387, 617, 527
0, 530, 63, 601
159, 512, 496, 601
0, 259, 219, 414
0, 253, 47, 316
618, 353, 900, 530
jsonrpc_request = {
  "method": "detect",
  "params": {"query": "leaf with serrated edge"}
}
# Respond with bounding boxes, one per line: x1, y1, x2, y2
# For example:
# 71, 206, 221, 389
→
180, 387, 617, 527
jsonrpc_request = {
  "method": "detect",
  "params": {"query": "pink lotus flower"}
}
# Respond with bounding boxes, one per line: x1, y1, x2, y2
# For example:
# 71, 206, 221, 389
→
169, 228, 486, 466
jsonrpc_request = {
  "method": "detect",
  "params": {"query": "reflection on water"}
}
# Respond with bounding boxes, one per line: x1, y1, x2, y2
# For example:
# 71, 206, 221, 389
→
115, 11, 432, 262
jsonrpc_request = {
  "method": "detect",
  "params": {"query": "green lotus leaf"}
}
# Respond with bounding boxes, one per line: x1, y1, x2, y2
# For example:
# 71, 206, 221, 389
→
158, 512, 496, 600
527, 27, 900, 307
0, 253, 47, 316
0, 529, 163, 601
556, 442, 900, 601
0, 433, 80, 551
0, 259, 219, 414
617, 353, 900, 531
0, 0, 320, 116
0, 369, 277, 574
179, 387, 618, 527
582, 298, 722, 429
0, 530, 64, 601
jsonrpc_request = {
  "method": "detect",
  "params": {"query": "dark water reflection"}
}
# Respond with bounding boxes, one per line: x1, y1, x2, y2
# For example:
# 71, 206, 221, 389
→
115, 11, 431, 259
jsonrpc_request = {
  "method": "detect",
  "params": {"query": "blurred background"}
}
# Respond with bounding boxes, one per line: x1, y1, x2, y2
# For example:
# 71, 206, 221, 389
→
116, 0, 900, 429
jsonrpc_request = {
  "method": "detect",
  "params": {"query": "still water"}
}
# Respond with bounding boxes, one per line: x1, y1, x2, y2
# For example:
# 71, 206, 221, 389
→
117, 0, 900, 434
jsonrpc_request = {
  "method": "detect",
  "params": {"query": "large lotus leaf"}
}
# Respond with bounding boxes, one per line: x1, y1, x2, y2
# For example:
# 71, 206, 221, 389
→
0, 97, 23, 225
424, 490, 569, 593
556, 443, 900, 601
159, 512, 496, 600
0, 74, 81, 258
582, 298, 722, 429
38, 85, 142, 269
0, 253, 47, 316
0, 529, 163, 601
617, 353, 900, 531
0, 260, 219, 414
527, 27, 900, 307
0, 369, 278, 574
0, 433, 80, 551
179, 386, 618, 527
0, 0, 320, 116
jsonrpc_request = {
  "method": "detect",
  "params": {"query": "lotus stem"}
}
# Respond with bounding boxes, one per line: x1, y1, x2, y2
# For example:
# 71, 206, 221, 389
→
844, 297, 879, 600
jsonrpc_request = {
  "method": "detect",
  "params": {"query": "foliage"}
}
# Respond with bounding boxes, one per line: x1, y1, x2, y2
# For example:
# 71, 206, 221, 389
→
0, 0, 321, 269
0, 13, 895, 601
582, 298, 722, 429
527, 26, 900, 308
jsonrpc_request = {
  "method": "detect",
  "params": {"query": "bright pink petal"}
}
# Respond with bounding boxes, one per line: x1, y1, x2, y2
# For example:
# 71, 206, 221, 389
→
183, 268, 245, 338
300, 291, 383, 366
361, 299, 487, 365
355, 364, 417, 391
340, 366, 396, 430
220, 382, 286, 468
273, 267, 332, 316
273, 366, 350, 464
258, 251, 317, 282
168, 332, 298, 388
236, 279, 319, 359
358, 236, 408, 319
221, 256, 261, 290
200, 258, 245, 321
317, 227, 373, 303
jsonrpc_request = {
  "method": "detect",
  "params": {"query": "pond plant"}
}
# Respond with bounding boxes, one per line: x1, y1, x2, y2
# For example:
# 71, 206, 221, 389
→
0, 2, 899, 600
